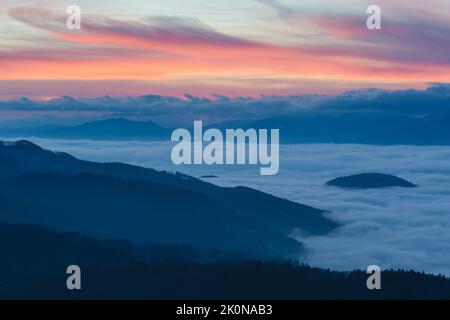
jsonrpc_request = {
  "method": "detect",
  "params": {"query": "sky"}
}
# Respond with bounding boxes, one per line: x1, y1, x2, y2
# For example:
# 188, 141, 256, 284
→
1, 0, 450, 99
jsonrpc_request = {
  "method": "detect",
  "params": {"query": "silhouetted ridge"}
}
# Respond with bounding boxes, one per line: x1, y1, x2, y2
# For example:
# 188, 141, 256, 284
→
0, 118, 169, 141
0, 222, 253, 275
1, 222, 449, 300
0, 173, 303, 255
0, 140, 338, 243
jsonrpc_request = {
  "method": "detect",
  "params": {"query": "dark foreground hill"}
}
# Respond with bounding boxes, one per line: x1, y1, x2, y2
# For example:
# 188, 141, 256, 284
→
326, 173, 417, 189
0, 222, 255, 275
1, 222, 449, 300
22, 263, 446, 300
0, 174, 302, 255
0, 140, 338, 255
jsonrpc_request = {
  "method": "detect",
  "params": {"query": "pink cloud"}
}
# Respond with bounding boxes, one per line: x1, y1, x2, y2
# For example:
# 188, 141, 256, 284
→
1, 4, 449, 99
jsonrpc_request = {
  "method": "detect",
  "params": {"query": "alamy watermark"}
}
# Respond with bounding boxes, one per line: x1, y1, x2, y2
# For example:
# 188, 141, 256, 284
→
66, 265, 81, 290
366, 265, 381, 290
171, 121, 279, 176
366, 5, 381, 30
66, 5, 81, 30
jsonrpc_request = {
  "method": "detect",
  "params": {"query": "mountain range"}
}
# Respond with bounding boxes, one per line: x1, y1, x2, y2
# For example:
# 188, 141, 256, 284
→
0, 118, 169, 141
2, 113, 450, 144
242, 112, 450, 145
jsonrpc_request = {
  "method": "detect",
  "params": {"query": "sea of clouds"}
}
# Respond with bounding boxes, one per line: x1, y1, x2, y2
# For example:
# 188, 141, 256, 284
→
12, 138, 450, 276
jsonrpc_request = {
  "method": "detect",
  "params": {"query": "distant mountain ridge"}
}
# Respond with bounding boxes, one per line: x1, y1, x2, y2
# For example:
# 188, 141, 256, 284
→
2, 113, 450, 144
0, 140, 338, 256
218, 113, 450, 145
0, 118, 169, 141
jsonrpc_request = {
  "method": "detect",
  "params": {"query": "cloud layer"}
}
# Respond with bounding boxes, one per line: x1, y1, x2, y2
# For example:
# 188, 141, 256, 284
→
1, 83, 450, 127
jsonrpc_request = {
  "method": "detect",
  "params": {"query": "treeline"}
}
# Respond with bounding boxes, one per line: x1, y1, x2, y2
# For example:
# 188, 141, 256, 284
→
0, 222, 259, 275
2, 260, 449, 300
1, 222, 450, 300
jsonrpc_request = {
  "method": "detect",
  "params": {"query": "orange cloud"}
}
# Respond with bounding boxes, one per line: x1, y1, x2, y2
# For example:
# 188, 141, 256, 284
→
1, 5, 450, 98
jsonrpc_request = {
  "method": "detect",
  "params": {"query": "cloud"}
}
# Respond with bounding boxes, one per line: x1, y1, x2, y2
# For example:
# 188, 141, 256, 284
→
3, 6, 277, 76
2, 4, 450, 91
1, 83, 450, 127
8, 6, 259, 50
317, 83, 450, 115
254, 0, 294, 20
257, 0, 450, 67
310, 13, 450, 66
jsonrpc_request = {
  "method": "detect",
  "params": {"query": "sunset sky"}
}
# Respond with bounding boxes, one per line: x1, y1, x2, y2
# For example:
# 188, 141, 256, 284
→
1, 0, 450, 99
